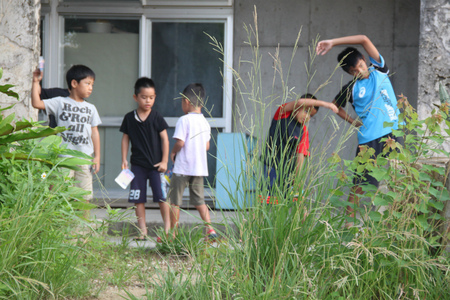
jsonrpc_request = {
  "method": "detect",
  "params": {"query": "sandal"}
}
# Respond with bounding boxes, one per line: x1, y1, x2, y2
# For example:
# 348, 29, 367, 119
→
133, 236, 148, 241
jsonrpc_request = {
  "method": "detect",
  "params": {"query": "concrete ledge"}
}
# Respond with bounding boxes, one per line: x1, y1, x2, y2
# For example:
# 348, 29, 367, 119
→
92, 188, 215, 209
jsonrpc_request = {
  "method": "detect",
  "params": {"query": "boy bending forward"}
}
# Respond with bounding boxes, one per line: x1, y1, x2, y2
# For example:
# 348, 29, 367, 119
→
316, 35, 401, 226
263, 94, 338, 203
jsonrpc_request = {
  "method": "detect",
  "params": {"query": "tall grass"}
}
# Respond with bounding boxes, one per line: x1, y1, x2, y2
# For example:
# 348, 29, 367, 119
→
0, 135, 98, 299
142, 7, 450, 300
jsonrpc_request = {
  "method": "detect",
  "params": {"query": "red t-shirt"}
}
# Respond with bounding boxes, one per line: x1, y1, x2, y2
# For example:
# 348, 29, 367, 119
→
272, 104, 310, 156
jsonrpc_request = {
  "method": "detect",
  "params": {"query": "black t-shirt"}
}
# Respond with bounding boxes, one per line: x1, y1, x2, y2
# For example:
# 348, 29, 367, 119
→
120, 110, 169, 169
263, 105, 307, 173
41, 88, 70, 128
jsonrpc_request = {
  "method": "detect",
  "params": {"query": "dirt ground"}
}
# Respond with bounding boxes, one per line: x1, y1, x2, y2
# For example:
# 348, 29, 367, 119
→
86, 286, 147, 300
80, 253, 193, 300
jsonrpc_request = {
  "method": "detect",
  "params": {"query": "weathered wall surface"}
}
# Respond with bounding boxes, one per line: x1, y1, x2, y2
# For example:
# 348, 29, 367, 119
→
0, 0, 40, 120
418, 0, 450, 252
233, 0, 421, 161
418, 0, 450, 121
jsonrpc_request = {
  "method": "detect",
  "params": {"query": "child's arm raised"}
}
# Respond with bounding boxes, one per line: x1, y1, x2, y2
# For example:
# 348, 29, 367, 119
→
121, 133, 130, 170
316, 35, 380, 63
154, 129, 169, 173
170, 139, 184, 163
332, 100, 363, 127
282, 98, 339, 114
31, 69, 46, 110
91, 126, 101, 174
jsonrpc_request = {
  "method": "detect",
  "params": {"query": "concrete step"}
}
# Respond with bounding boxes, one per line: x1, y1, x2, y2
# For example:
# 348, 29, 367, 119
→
90, 208, 237, 238
92, 188, 215, 209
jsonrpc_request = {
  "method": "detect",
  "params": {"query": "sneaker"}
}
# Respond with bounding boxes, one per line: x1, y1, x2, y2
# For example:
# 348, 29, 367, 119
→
156, 236, 172, 243
206, 229, 218, 241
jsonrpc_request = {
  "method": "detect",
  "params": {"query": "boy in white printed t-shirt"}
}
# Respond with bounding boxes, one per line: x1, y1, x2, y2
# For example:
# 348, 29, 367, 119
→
31, 65, 101, 206
167, 83, 217, 240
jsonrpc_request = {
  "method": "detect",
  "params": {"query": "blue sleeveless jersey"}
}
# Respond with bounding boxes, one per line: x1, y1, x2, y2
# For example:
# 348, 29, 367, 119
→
334, 55, 399, 144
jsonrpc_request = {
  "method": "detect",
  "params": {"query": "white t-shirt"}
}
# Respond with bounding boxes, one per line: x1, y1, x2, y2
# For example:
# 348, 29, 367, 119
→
172, 112, 211, 176
45, 96, 102, 155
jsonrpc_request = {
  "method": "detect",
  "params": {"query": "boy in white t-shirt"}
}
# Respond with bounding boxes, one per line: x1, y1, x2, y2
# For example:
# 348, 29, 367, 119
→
167, 83, 217, 240
31, 65, 101, 208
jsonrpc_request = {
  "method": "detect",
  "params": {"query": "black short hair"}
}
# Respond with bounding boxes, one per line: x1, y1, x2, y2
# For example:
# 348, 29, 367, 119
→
134, 77, 155, 95
182, 83, 205, 107
300, 93, 319, 113
337, 47, 365, 74
66, 65, 95, 90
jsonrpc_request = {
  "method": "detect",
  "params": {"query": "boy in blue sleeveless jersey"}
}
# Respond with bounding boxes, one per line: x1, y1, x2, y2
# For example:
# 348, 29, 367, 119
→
316, 35, 401, 226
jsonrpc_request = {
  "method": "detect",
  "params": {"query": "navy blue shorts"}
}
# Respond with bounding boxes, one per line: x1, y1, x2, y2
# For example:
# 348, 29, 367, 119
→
128, 165, 165, 203
353, 132, 401, 187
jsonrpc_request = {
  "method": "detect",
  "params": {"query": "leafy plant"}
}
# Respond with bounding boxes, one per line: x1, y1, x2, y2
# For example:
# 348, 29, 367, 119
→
0, 69, 97, 299
0, 68, 18, 100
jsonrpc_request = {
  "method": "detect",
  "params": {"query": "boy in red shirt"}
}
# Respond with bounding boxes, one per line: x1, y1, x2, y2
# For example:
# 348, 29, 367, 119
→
262, 94, 338, 204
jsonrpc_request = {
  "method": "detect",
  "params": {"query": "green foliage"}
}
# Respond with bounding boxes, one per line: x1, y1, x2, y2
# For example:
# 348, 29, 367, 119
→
339, 94, 450, 238
0, 68, 19, 100
0, 69, 96, 298
0, 134, 95, 298
0, 109, 93, 172
439, 82, 450, 105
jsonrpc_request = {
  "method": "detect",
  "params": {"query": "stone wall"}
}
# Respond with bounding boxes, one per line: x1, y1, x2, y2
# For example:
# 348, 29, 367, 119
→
418, 0, 450, 251
0, 0, 40, 120
418, 0, 450, 121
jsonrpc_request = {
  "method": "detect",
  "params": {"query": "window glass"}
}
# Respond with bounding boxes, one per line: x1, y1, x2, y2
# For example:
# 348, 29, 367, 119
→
151, 22, 224, 118
63, 17, 140, 118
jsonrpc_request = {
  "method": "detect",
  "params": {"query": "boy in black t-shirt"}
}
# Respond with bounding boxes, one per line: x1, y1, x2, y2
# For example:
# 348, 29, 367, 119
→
120, 77, 170, 241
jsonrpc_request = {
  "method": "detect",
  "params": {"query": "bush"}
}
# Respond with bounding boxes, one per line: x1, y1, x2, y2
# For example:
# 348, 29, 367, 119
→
0, 68, 94, 299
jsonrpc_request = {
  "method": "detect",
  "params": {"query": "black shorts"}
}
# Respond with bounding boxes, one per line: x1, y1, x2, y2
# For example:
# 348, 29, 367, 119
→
353, 133, 401, 187
128, 165, 165, 203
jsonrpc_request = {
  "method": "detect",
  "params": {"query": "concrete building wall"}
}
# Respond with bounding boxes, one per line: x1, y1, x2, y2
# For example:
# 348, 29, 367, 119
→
233, 0, 420, 161
0, 0, 40, 120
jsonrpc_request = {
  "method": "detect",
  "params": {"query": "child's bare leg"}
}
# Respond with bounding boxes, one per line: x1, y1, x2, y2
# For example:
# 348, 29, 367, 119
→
170, 204, 180, 238
195, 204, 215, 232
158, 201, 171, 236
135, 203, 147, 237
346, 185, 362, 228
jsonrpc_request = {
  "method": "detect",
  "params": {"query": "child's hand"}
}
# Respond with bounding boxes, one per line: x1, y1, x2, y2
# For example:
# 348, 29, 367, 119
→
353, 120, 363, 128
328, 103, 339, 113
316, 40, 333, 56
170, 152, 177, 163
92, 157, 100, 174
154, 161, 167, 173
122, 160, 128, 170
33, 69, 43, 82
